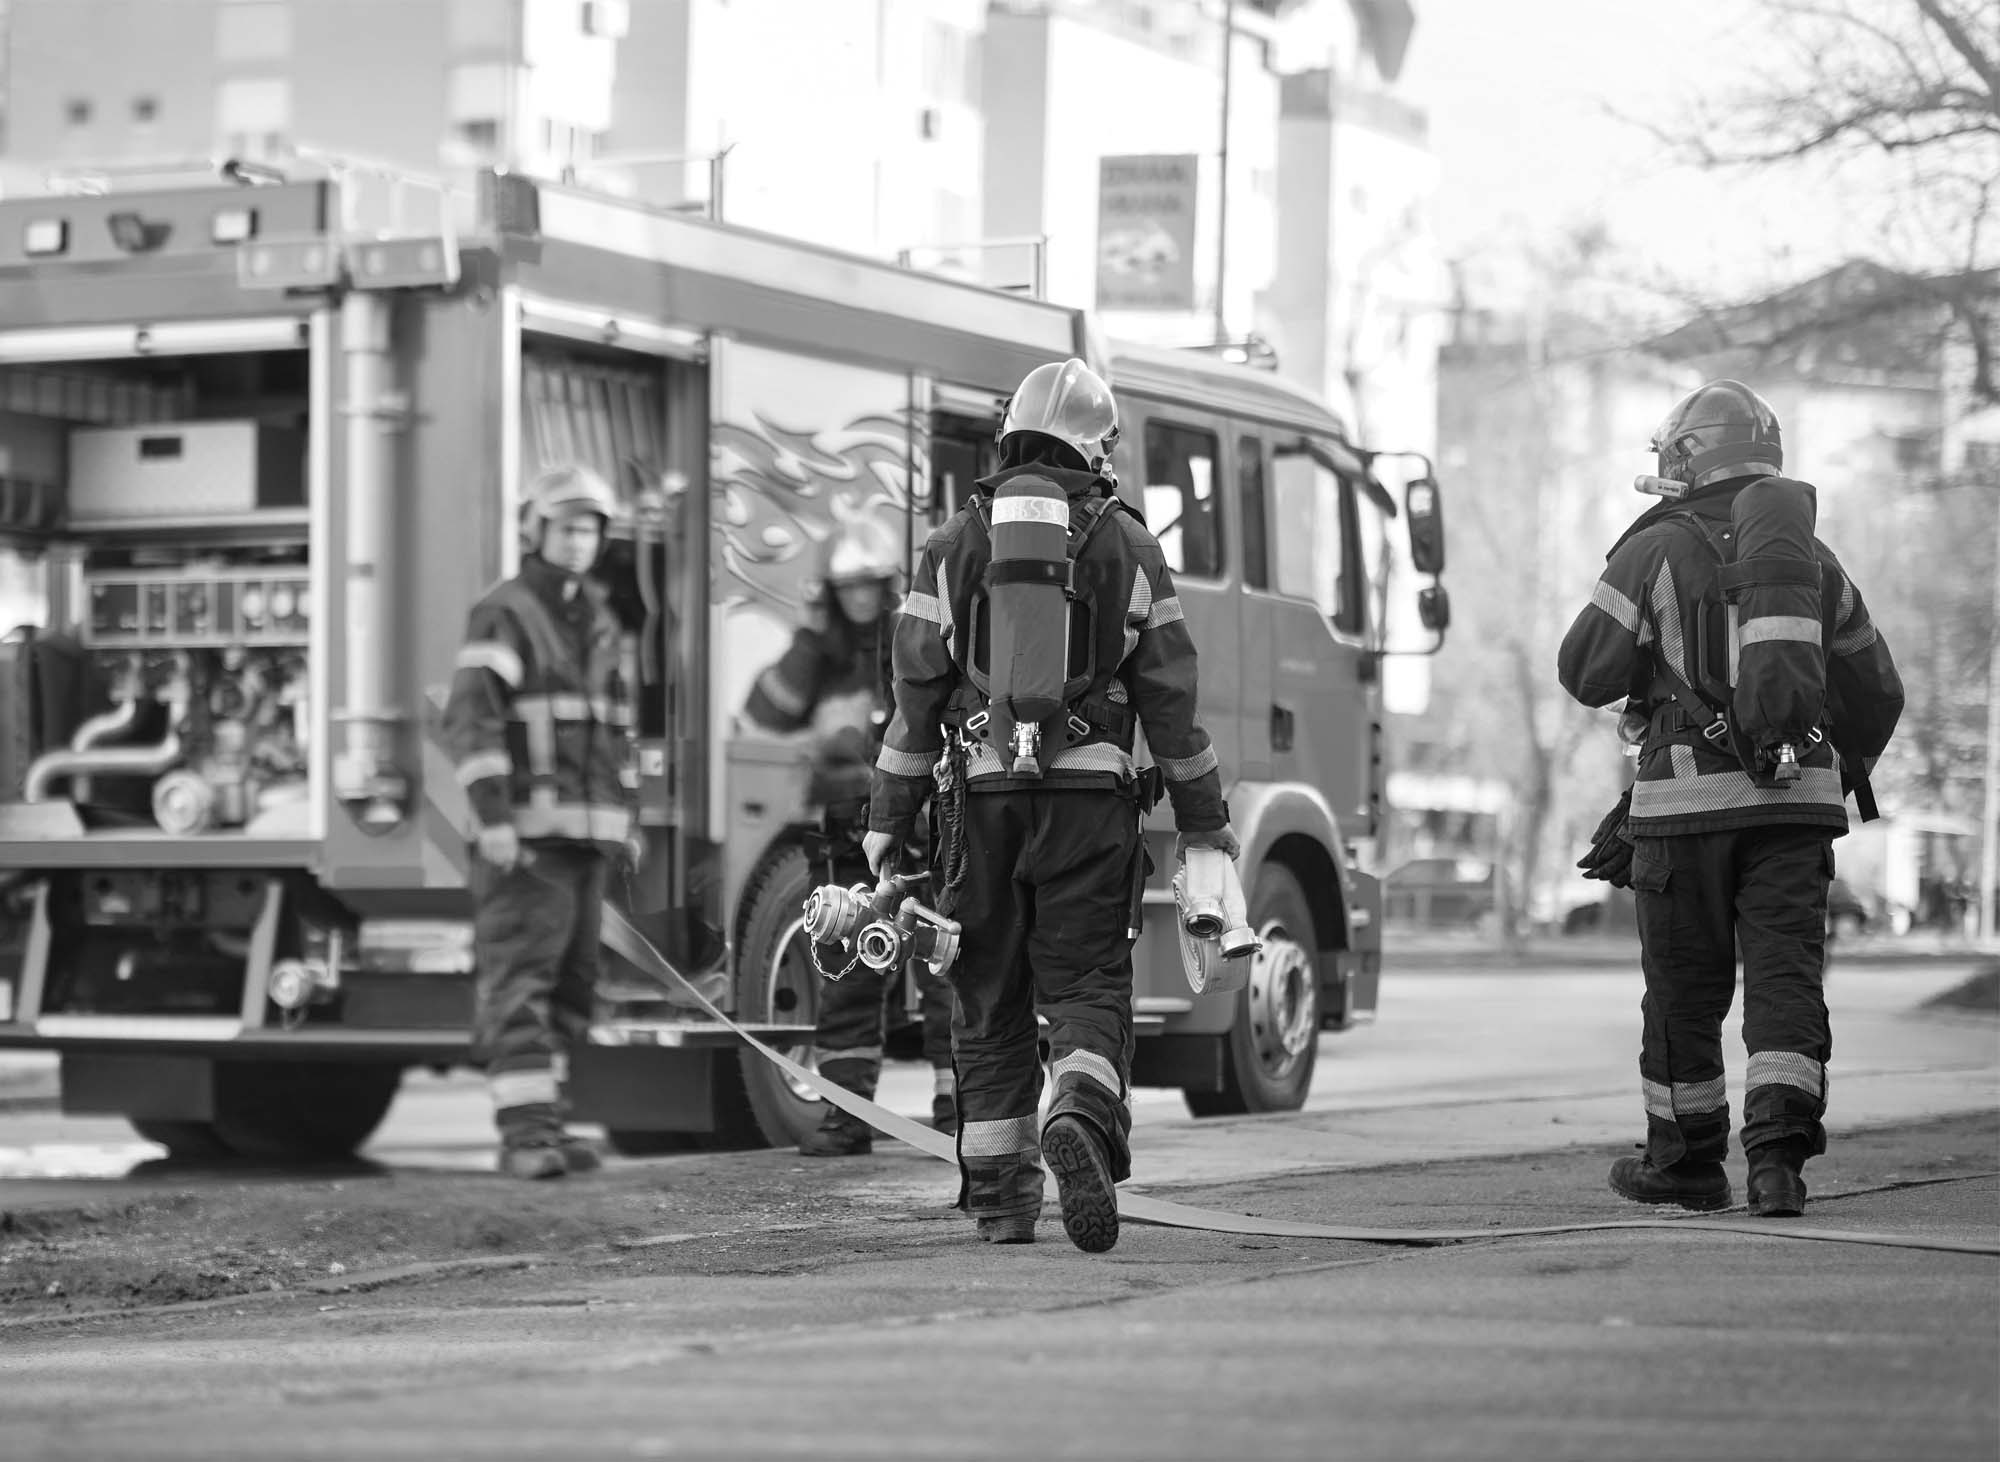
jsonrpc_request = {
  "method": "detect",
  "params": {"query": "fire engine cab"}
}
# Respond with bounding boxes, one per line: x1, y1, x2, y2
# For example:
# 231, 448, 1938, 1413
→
0, 159, 1448, 1159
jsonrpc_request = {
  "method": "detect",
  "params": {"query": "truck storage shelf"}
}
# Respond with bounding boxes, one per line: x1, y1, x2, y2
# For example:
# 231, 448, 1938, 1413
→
0, 835, 319, 869
0, 1023, 469, 1061
64, 509, 310, 543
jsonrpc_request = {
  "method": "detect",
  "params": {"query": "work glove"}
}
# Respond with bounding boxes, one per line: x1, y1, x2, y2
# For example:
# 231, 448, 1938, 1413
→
1576, 788, 1634, 888
1177, 825, 1242, 861
476, 822, 524, 873
862, 829, 900, 881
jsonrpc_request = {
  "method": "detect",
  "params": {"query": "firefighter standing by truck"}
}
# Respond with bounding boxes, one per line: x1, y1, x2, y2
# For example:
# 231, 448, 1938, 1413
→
1559, 380, 1904, 1218
863, 358, 1237, 1252
741, 518, 957, 1155
443, 465, 643, 1181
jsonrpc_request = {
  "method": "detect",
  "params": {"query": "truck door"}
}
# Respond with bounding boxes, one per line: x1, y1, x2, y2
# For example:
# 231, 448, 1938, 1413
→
1131, 401, 1240, 827
1267, 439, 1378, 834
1232, 430, 1276, 783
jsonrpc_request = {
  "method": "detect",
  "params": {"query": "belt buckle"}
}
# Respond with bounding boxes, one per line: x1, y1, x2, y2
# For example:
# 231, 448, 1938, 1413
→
1067, 714, 1091, 739
1702, 717, 1730, 745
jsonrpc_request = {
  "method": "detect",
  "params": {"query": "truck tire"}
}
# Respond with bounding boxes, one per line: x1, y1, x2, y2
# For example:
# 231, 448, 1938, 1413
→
1185, 864, 1320, 1117
129, 1119, 233, 1162
208, 1061, 403, 1161
731, 844, 830, 1149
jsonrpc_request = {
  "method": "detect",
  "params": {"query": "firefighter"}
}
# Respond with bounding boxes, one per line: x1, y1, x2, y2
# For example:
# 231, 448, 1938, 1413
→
443, 464, 642, 1181
864, 358, 1236, 1252
741, 515, 956, 1156
1558, 380, 1904, 1217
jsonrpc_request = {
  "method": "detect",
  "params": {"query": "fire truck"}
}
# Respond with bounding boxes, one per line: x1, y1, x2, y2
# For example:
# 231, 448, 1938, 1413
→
0, 160, 1449, 1159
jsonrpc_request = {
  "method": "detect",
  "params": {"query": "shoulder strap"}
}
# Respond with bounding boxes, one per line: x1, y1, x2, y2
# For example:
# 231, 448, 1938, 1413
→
489, 579, 569, 683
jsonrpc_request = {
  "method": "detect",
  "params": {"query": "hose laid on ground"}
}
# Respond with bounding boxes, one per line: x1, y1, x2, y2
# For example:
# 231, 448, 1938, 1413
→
598, 907, 2000, 1258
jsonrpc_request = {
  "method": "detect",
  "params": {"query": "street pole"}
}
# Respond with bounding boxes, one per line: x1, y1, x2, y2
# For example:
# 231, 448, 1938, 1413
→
1979, 484, 2000, 943
1214, 0, 1235, 343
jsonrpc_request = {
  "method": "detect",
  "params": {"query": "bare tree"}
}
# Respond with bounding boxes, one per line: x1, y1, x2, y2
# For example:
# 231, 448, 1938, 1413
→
1650, 0, 2000, 400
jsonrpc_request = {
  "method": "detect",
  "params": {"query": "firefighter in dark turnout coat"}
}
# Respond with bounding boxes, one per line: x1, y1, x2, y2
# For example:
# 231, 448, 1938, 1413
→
443, 465, 641, 1181
1558, 380, 1903, 1217
742, 516, 955, 1156
865, 358, 1237, 1252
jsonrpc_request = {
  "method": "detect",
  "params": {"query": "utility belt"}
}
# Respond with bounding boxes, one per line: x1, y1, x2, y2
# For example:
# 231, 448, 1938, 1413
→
940, 686, 1137, 753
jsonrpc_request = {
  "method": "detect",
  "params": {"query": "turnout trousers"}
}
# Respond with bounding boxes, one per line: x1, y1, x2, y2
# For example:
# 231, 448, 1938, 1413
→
950, 788, 1144, 1222
1627, 824, 1835, 1166
808, 802, 953, 1117
470, 842, 609, 1149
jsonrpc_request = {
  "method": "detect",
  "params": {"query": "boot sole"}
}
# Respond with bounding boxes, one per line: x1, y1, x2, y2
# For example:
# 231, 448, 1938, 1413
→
1749, 1182, 1807, 1218
1607, 1173, 1733, 1213
1044, 1116, 1119, 1254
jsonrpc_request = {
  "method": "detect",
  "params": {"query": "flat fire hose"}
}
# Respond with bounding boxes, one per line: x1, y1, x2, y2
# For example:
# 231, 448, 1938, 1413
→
599, 908, 1999, 1258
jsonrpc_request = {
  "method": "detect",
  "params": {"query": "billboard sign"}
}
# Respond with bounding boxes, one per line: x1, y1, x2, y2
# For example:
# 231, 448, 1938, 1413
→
1095, 154, 1199, 312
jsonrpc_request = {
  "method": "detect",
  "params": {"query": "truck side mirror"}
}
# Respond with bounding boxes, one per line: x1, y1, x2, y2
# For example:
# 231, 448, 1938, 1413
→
1405, 475, 1445, 576
1418, 584, 1451, 633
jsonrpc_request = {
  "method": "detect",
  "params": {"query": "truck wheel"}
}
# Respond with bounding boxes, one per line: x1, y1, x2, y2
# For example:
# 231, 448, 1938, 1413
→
730, 844, 829, 1149
129, 1119, 233, 1162
209, 1062, 403, 1161
1185, 864, 1320, 1117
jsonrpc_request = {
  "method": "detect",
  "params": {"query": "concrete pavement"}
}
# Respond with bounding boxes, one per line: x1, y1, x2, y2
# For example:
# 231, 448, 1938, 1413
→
0, 1113, 1992, 1460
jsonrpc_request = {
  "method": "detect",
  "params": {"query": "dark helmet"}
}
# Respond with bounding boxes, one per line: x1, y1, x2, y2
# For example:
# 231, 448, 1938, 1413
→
1649, 380, 1783, 490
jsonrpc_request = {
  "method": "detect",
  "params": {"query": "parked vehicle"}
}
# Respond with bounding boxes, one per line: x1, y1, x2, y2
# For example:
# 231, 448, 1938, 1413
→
0, 160, 1448, 1157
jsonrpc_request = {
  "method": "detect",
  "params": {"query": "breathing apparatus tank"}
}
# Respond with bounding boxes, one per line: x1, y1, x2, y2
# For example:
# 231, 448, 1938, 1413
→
984, 473, 1073, 775
1722, 476, 1825, 786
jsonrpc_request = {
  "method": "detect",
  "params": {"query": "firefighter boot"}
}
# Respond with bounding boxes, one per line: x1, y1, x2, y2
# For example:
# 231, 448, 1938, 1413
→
976, 1215, 1037, 1245
1043, 1114, 1120, 1253
798, 1104, 874, 1158
500, 1143, 568, 1181
559, 1136, 603, 1174
1746, 1136, 1813, 1217
1609, 1149, 1733, 1212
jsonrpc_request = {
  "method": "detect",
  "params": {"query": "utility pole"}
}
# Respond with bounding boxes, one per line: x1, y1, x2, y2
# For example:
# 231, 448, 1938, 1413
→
1980, 483, 2000, 943
1213, 0, 1236, 343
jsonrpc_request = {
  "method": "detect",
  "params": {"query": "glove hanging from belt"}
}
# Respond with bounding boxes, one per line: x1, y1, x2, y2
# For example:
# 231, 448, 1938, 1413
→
1576, 786, 1635, 889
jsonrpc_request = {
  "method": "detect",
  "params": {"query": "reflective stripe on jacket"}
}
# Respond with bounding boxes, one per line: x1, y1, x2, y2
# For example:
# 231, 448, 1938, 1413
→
869, 465, 1226, 834
442, 555, 638, 852
1557, 481, 1904, 837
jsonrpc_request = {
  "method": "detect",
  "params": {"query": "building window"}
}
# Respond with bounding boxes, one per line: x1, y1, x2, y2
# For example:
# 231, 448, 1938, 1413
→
217, 2, 293, 63
1143, 421, 1226, 580
454, 119, 502, 154
132, 96, 160, 125
922, 21, 980, 107
216, 78, 292, 156
65, 97, 93, 127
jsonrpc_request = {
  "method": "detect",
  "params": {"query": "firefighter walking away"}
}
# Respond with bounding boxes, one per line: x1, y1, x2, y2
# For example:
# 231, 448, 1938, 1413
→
742, 514, 956, 1155
1559, 380, 1904, 1217
865, 358, 1238, 1251
443, 465, 643, 1180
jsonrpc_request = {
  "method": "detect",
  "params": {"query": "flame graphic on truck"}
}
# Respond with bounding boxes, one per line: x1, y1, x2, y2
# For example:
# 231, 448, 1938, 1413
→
710, 409, 926, 618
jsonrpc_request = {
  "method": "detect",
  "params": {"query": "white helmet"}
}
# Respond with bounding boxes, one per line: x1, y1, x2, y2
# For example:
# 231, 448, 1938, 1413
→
823, 514, 903, 586
998, 358, 1120, 474
521, 464, 619, 551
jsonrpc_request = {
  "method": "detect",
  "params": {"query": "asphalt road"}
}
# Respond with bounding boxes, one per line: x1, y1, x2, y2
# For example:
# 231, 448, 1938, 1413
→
0, 954, 1994, 1460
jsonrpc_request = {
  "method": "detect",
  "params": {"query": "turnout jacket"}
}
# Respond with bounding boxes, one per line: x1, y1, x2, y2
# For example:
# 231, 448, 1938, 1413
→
442, 554, 639, 853
1557, 479, 1903, 837
869, 465, 1228, 836
742, 595, 899, 809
